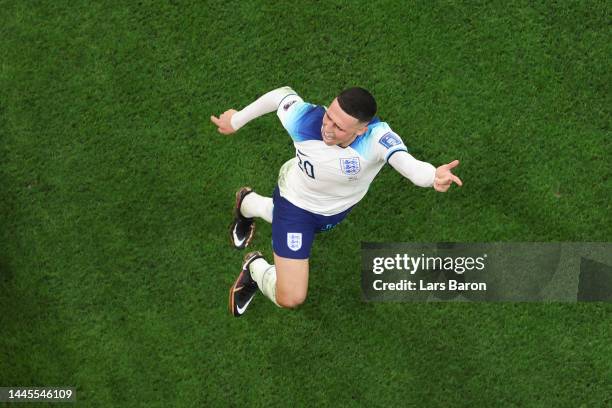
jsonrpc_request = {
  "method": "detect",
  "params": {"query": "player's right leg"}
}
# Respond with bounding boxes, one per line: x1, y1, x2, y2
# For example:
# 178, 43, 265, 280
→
229, 187, 273, 249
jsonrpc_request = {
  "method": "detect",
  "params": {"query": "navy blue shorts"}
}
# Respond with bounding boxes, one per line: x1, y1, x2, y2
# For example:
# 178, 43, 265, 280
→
272, 186, 352, 259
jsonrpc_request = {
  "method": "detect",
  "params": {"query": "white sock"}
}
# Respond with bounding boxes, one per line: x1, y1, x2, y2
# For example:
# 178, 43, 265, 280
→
240, 192, 273, 223
249, 258, 279, 307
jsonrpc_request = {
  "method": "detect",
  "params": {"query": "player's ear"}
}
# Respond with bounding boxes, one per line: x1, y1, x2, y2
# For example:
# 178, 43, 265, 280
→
356, 123, 369, 136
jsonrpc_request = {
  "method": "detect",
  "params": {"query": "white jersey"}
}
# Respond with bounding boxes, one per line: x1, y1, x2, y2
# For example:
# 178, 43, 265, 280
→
276, 93, 409, 216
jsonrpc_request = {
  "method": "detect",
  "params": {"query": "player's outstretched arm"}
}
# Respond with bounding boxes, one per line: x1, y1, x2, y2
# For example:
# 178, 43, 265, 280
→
388, 150, 436, 187
210, 86, 296, 135
388, 152, 462, 192
210, 109, 238, 134
433, 160, 463, 192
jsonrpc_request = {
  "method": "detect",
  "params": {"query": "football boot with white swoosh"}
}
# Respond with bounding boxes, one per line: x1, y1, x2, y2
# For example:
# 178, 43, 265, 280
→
229, 251, 263, 317
229, 187, 256, 249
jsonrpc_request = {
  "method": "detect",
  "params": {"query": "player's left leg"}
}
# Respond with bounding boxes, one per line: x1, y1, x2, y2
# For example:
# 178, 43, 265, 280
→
246, 253, 309, 308
228, 251, 309, 316
228, 186, 353, 316
228, 251, 265, 317
228, 188, 314, 315
273, 253, 309, 307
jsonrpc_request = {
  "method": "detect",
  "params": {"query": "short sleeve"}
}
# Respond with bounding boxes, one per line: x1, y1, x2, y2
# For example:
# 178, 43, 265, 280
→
276, 93, 305, 129
370, 123, 409, 162
276, 93, 324, 142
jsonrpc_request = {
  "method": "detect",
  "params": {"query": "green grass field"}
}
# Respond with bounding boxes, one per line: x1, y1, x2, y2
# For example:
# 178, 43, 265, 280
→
1, 1, 610, 406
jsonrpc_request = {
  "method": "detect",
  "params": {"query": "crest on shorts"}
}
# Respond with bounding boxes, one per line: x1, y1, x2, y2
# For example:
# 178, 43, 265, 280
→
340, 157, 361, 176
287, 233, 302, 251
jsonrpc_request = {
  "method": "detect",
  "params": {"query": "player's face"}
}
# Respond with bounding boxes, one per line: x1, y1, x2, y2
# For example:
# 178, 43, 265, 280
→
322, 99, 368, 147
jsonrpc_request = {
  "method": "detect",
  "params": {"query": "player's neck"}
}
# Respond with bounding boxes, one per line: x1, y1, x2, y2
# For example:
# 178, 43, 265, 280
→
337, 133, 359, 148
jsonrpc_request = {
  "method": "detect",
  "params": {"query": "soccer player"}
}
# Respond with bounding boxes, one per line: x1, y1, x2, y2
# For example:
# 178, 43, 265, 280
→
211, 86, 462, 317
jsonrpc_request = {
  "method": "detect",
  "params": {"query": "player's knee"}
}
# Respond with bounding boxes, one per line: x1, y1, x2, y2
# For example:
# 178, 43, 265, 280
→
276, 289, 307, 309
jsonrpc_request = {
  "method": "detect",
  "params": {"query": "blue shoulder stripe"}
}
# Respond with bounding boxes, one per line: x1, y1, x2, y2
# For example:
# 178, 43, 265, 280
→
347, 117, 383, 159
287, 104, 324, 142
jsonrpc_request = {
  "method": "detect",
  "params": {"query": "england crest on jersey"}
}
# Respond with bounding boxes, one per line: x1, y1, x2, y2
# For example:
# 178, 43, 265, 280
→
287, 232, 302, 251
340, 157, 361, 176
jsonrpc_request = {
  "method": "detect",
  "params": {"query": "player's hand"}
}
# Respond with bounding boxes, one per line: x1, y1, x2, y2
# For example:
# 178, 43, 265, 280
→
210, 109, 238, 135
434, 160, 463, 192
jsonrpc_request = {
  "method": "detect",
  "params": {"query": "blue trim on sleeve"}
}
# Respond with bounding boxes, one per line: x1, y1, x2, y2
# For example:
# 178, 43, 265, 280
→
385, 148, 409, 163
277, 93, 298, 108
